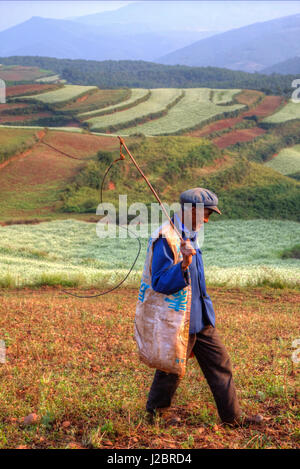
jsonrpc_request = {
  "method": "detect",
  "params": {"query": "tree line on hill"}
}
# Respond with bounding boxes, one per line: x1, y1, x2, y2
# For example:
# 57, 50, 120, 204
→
0, 56, 298, 97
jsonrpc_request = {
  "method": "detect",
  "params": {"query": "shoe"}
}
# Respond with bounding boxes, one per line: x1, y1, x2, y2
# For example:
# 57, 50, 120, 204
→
146, 408, 181, 426
223, 413, 264, 428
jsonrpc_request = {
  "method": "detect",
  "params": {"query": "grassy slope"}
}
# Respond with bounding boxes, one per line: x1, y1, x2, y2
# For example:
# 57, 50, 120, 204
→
0, 287, 299, 449
211, 88, 241, 104
265, 145, 300, 175
62, 135, 300, 221
63, 136, 224, 211
19, 85, 97, 104
0, 127, 38, 164
0, 129, 299, 221
0, 130, 120, 220
263, 101, 300, 124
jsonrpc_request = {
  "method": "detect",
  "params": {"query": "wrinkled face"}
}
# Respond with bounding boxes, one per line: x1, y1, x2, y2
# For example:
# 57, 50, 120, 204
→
181, 206, 214, 232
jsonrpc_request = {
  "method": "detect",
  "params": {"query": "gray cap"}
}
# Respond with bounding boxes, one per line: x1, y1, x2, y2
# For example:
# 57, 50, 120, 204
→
179, 187, 221, 215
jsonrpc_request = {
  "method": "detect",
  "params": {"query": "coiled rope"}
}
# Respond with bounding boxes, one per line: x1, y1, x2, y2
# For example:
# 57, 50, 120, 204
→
39, 132, 141, 298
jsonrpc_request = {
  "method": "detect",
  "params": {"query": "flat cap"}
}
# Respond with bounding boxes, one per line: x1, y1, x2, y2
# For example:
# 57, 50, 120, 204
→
179, 187, 221, 215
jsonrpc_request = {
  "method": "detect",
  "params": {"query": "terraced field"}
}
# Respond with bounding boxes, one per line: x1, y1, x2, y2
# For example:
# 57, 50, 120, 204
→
186, 95, 283, 139
265, 145, 300, 175
235, 89, 264, 106
263, 100, 300, 124
19, 85, 98, 104
79, 88, 149, 118
242, 96, 283, 118
6, 84, 61, 97
60, 89, 130, 114
85, 88, 182, 131
119, 88, 244, 136
36, 74, 62, 83
213, 127, 266, 149
211, 89, 241, 104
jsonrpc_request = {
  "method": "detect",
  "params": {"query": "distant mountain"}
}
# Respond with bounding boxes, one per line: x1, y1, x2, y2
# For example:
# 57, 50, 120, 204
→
262, 57, 300, 75
0, 16, 210, 62
71, 1, 300, 33
158, 14, 300, 73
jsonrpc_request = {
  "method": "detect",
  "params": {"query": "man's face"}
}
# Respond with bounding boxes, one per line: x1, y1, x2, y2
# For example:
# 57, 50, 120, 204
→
191, 207, 213, 231
181, 206, 214, 232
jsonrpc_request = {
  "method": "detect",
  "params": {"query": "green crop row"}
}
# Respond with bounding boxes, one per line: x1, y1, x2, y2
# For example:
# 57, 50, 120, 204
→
79, 88, 150, 118
120, 88, 245, 136
86, 89, 183, 131
17, 85, 98, 104
0, 218, 299, 288
263, 100, 300, 124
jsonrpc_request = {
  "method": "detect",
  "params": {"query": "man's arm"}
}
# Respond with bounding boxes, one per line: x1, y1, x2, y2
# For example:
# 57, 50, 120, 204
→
151, 237, 190, 295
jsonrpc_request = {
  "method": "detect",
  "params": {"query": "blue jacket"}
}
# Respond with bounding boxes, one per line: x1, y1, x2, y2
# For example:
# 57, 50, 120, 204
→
151, 215, 215, 333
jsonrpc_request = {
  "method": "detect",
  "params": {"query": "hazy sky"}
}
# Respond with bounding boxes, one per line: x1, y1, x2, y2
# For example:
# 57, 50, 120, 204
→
1, 1, 300, 32
0, 1, 133, 31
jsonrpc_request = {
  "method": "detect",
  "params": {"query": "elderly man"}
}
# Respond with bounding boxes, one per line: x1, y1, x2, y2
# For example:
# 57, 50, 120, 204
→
141, 188, 263, 426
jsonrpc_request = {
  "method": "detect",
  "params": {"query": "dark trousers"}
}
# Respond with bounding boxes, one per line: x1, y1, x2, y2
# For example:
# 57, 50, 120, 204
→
146, 326, 242, 423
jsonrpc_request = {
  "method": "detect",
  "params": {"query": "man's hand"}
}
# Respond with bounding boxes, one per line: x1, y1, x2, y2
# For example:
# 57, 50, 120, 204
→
180, 239, 196, 270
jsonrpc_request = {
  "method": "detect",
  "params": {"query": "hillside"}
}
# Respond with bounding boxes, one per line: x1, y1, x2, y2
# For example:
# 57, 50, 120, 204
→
0, 128, 120, 220
262, 56, 300, 75
60, 136, 300, 222
0, 85, 282, 133
0, 77, 299, 224
0, 126, 299, 223
158, 14, 300, 72
0, 56, 295, 95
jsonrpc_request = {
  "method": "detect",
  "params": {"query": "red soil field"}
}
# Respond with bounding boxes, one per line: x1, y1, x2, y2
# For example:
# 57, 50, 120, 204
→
0, 131, 119, 184
0, 66, 48, 82
186, 117, 242, 137
0, 145, 83, 191
235, 89, 263, 106
61, 89, 128, 113
0, 131, 122, 216
42, 130, 119, 157
186, 95, 283, 140
242, 96, 284, 118
213, 127, 266, 149
6, 84, 59, 97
